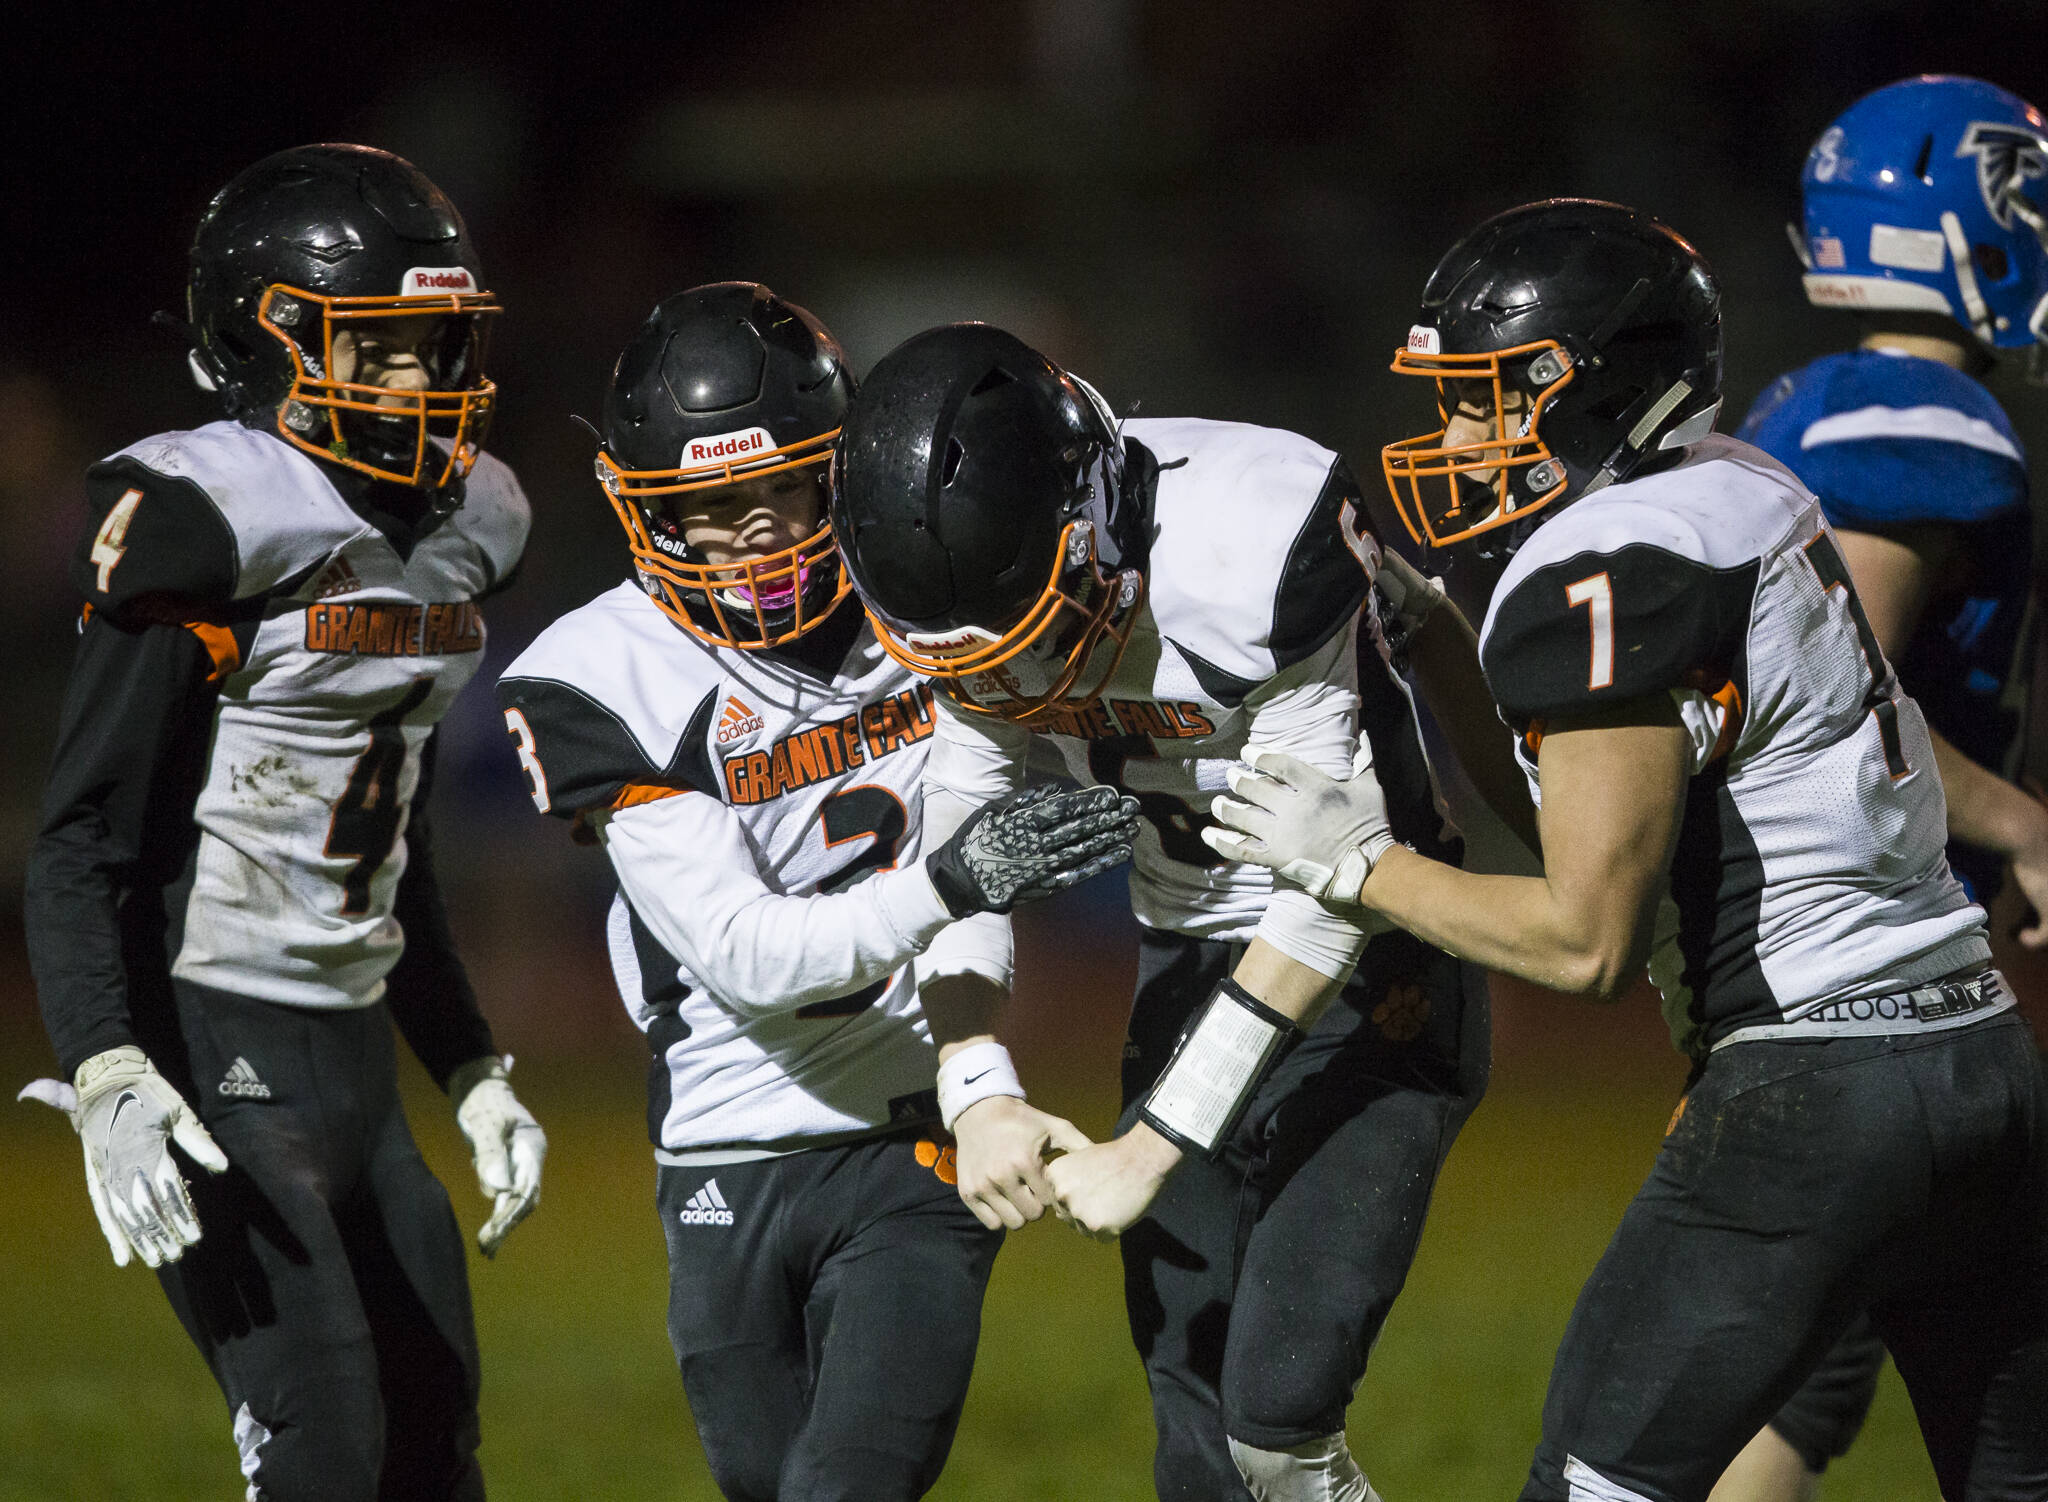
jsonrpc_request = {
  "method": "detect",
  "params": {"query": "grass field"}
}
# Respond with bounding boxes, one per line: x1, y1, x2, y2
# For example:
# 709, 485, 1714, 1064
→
0, 977, 1947, 1501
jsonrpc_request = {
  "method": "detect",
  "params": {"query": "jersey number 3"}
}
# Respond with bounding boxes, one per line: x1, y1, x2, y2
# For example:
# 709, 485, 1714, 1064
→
1804, 533, 1910, 779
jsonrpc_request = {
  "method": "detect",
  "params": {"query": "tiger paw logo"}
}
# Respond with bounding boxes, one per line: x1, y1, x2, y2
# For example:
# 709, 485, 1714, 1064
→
1372, 982, 1431, 1042
716, 695, 764, 745
914, 1137, 959, 1186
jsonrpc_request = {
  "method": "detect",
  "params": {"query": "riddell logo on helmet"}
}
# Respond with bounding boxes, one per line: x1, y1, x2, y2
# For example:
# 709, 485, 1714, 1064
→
1406, 326, 1442, 355
402, 267, 477, 294
683, 427, 774, 468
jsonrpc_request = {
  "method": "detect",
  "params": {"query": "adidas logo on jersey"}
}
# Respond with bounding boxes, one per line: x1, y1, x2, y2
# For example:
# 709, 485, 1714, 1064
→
679, 1179, 735, 1226
311, 556, 363, 599
716, 696, 765, 744
218, 1057, 272, 1099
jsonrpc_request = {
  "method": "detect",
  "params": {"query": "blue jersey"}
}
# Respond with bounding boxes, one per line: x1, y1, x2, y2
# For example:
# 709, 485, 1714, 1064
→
1739, 350, 2031, 900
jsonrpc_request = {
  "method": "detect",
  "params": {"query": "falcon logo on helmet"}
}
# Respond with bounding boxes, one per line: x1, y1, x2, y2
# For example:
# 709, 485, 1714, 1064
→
179, 145, 501, 491
1959, 121, 2048, 232
593, 282, 853, 650
827, 324, 1149, 728
1381, 199, 1724, 551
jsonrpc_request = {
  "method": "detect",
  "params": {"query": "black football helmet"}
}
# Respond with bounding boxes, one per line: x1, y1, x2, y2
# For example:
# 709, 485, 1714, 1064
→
597, 283, 854, 648
828, 324, 1147, 726
183, 144, 499, 489
1382, 199, 1723, 550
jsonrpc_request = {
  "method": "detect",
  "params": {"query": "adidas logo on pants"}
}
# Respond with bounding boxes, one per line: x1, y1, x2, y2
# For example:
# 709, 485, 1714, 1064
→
679, 1178, 735, 1226
219, 1056, 272, 1099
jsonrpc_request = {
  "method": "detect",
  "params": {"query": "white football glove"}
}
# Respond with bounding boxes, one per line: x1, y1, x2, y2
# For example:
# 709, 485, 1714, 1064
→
450, 1055, 546, 1257
1201, 740, 1397, 903
19, 1045, 230, 1268
1373, 548, 1447, 636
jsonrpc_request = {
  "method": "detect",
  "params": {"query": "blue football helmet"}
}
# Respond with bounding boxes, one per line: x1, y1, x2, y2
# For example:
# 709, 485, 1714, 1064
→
1797, 75, 2048, 357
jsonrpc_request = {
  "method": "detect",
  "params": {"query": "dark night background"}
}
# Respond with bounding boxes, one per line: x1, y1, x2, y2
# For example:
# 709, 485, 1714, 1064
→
4, 0, 2044, 1056
1, 5, 2045, 1491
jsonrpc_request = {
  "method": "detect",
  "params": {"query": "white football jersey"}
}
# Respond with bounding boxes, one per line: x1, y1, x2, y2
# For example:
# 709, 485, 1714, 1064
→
929, 416, 1439, 950
1480, 435, 1995, 1053
87, 421, 527, 1009
499, 590, 963, 1156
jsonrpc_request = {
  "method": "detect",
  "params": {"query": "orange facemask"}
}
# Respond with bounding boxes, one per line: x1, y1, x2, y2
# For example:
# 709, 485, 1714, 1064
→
866, 521, 1145, 729
597, 429, 851, 650
258, 283, 499, 489
1379, 337, 1576, 548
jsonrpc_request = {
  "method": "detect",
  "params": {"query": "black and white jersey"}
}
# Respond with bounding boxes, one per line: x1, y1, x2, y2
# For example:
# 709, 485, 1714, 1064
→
498, 594, 974, 1157
932, 417, 1430, 958
27, 421, 525, 1082
1479, 434, 1994, 1053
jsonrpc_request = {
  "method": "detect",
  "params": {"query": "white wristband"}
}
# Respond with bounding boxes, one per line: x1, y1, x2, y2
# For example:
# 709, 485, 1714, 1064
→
937, 1041, 1025, 1132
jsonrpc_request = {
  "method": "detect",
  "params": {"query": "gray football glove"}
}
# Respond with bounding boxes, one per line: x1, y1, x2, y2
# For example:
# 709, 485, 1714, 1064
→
927, 784, 1140, 916
20, 1045, 230, 1268
449, 1055, 547, 1258
1201, 740, 1397, 903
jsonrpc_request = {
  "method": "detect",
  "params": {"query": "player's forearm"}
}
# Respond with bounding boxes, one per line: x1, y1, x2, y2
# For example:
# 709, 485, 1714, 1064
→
26, 617, 220, 1076
1358, 846, 1648, 998
1405, 609, 1540, 853
384, 789, 496, 1090
918, 971, 1009, 1061
1928, 726, 2048, 862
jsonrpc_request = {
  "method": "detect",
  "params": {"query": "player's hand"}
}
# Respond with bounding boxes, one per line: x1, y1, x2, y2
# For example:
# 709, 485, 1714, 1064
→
926, 783, 1140, 917
1046, 1124, 1181, 1241
950, 1094, 1092, 1230
451, 1055, 547, 1257
1202, 740, 1396, 903
19, 1046, 229, 1269
1372, 546, 1447, 636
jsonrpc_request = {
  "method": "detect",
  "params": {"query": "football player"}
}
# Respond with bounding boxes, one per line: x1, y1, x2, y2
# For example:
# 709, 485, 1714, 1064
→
21, 146, 544, 1500
1713, 75, 2048, 1502
1209, 198, 2048, 1502
829, 325, 1485, 1502
494, 283, 1136, 1501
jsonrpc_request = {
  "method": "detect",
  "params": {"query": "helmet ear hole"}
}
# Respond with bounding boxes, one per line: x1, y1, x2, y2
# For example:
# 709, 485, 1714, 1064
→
1975, 243, 2011, 283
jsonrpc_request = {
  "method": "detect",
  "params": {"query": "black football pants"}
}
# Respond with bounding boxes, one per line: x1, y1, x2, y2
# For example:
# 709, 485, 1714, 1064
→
1117, 926, 1487, 1501
659, 1130, 1002, 1501
1523, 1015, 2048, 1502
147, 980, 483, 1502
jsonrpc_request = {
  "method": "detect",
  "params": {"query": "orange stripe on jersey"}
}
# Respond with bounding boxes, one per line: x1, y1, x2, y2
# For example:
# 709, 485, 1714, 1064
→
117, 598, 242, 681
185, 620, 242, 682
1705, 678, 1744, 764
612, 783, 688, 810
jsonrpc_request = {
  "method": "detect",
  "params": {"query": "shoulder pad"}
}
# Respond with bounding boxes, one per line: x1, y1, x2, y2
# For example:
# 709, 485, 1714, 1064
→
1135, 419, 1369, 696
74, 454, 238, 610
496, 585, 721, 817
90, 423, 368, 602
447, 450, 531, 597
1741, 353, 2026, 531
1482, 492, 1760, 725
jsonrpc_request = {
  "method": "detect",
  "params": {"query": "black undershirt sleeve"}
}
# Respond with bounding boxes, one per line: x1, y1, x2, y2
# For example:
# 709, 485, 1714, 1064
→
383, 732, 498, 1091
25, 611, 221, 1079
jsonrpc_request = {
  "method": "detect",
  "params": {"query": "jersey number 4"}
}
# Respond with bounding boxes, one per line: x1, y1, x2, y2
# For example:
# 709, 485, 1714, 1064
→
325, 678, 435, 915
1804, 533, 1910, 779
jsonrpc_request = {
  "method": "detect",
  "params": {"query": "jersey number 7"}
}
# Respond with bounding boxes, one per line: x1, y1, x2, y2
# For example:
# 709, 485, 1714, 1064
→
1803, 532, 1910, 779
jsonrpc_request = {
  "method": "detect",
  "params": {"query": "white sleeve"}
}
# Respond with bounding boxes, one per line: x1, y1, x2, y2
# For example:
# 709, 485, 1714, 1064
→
1242, 625, 1378, 979
594, 791, 955, 1017
918, 692, 1033, 990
